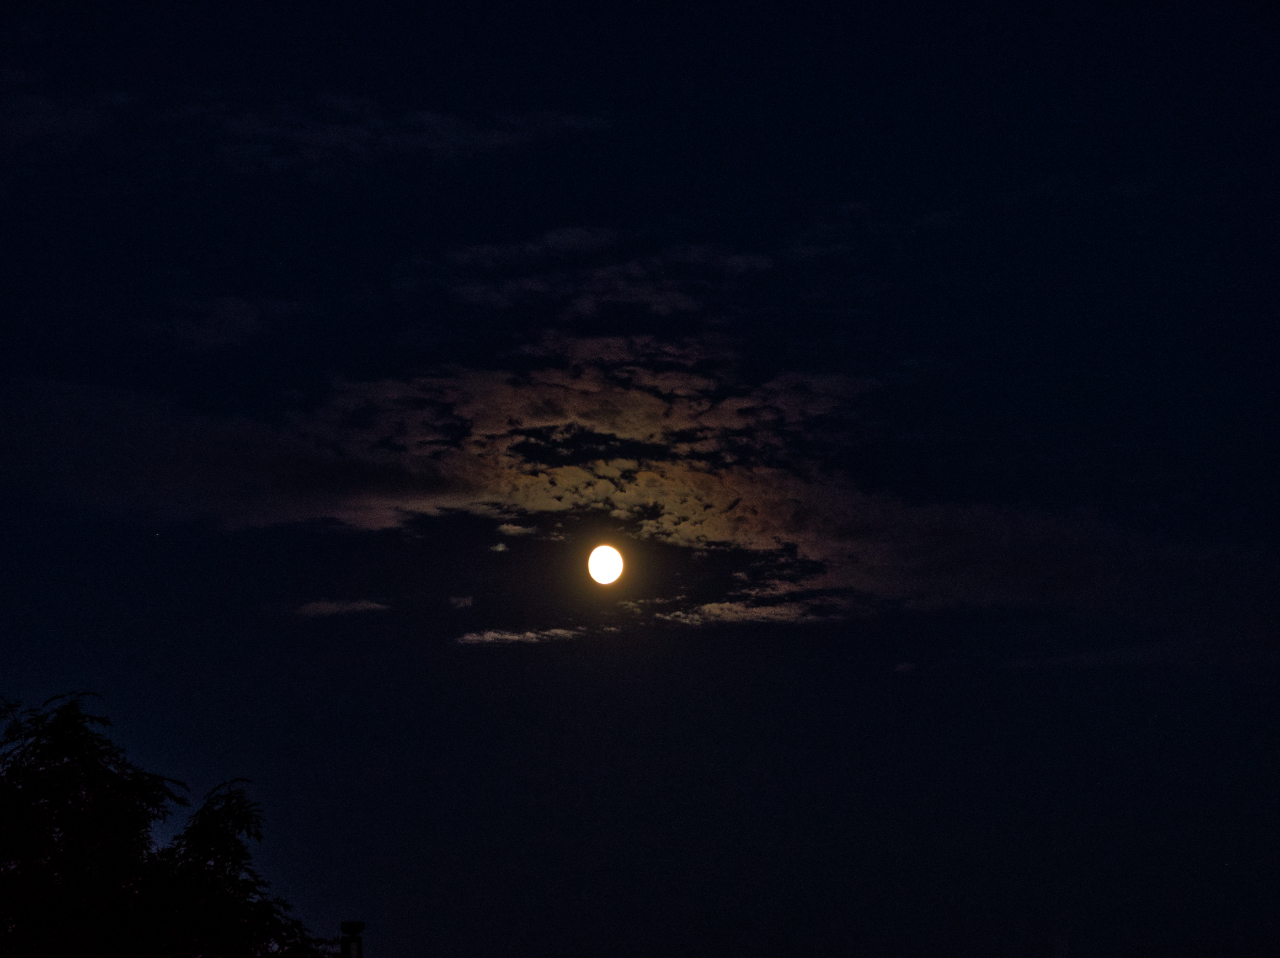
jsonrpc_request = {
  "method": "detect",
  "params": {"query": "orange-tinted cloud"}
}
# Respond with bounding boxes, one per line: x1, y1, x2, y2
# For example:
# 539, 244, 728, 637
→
5, 336, 1270, 635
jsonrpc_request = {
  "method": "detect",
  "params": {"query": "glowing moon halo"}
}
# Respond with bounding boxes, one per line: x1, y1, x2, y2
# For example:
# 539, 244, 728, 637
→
588, 545, 624, 585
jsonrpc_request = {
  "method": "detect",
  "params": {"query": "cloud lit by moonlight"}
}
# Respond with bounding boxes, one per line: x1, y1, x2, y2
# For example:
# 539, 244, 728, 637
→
4, 334, 1268, 635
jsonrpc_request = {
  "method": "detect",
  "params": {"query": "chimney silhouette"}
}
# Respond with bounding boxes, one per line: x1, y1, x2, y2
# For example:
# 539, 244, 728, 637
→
340, 921, 366, 958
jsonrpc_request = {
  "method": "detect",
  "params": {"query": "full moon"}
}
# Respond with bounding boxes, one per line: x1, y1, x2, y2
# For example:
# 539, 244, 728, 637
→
588, 545, 624, 584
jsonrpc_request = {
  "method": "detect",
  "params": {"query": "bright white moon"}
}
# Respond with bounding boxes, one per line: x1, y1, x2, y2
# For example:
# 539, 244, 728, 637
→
588, 545, 624, 584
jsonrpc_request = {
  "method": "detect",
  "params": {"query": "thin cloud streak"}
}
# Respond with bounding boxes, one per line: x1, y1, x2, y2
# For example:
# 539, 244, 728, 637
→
0, 89, 606, 175
295, 599, 389, 617
457, 628, 582, 644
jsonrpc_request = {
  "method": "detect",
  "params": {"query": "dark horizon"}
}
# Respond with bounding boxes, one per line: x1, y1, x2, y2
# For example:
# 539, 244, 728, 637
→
2, 2, 1277, 954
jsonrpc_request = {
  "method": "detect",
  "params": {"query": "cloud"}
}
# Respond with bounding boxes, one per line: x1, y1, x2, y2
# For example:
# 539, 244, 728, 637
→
1005, 642, 1198, 671
0, 93, 116, 156
283, 336, 1268, 630
5, 333, 1272, 635
449, 228, 620, 267
443, 238, 771, 319
210, 101, 606, 177
295, 599, 389, 617
655, 601, 843, 626
155, 298, 301, 350
451, 263, 700, 316
0, 377, 453, 529
1, 89, 605, 176
457, 628, 582, 644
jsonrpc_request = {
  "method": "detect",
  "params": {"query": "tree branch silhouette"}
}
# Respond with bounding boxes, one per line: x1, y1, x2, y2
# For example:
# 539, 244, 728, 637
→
1, 694, 335, 958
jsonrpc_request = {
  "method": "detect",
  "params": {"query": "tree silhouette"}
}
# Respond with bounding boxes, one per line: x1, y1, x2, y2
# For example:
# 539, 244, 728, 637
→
0, 694, 334, 958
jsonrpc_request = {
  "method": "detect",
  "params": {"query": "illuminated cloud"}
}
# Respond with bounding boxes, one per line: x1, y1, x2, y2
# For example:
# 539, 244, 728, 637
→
5, 334, 1268, 634
654, 601, 843, 626
457, 628, 582, 644
289, 335, 1247, 628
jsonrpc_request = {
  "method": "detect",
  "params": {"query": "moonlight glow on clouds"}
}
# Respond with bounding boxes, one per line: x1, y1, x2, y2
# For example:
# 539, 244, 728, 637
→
3, 334, 1270, 635
283, 335, 1257, 630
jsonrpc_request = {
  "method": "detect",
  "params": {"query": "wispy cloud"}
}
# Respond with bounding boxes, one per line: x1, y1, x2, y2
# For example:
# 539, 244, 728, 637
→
457, 628, 582, 644
0, 92, 116, 156
655, 601, 844, 626
154, 298, 301, 350
0, 88, 606, 176
295, 599, 389, 617
211, 100, 607, 176
496, 523, 537, 536
444, 239, 770, 318
449, 228, 620, 267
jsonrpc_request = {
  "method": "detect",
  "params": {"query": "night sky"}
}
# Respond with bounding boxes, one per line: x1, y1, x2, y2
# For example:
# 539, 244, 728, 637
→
2, 3, 1278, 955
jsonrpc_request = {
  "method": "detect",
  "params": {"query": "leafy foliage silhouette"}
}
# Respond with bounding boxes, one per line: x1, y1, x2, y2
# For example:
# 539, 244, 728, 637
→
0, 694, 334, 958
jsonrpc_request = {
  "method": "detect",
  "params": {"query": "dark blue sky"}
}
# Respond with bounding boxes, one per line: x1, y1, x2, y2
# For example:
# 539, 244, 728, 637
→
2, 3, 1277, 955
